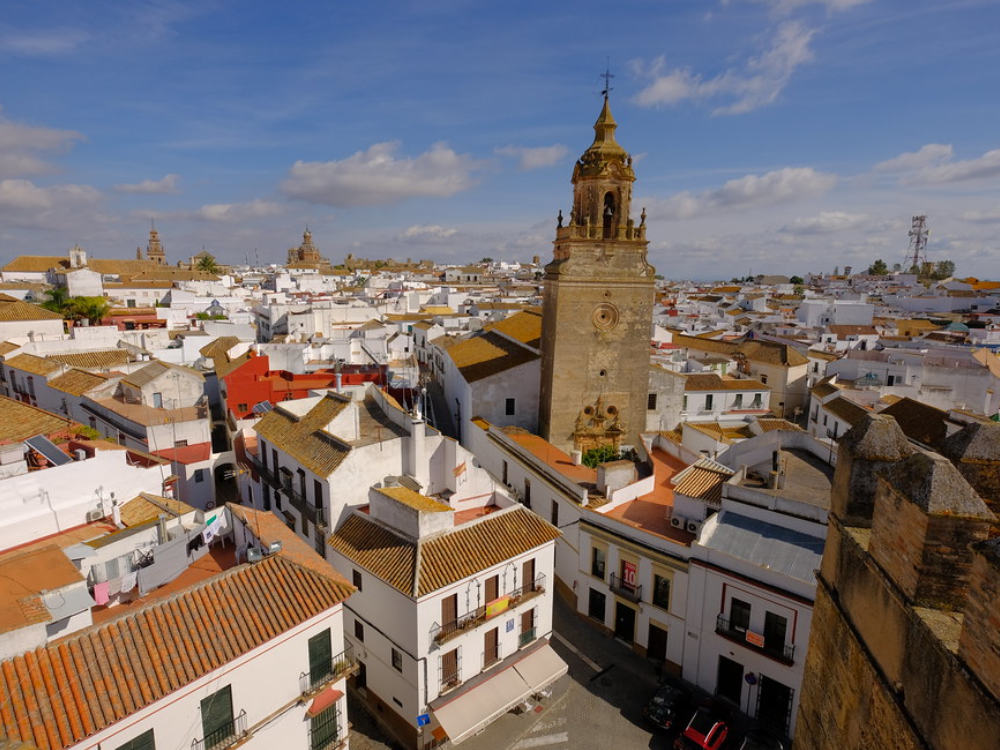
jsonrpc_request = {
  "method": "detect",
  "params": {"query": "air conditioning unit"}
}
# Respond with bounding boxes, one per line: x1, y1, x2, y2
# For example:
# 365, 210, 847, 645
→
247, 547, 264, 563
86, 509, 104, 523
670, 515, 685, 530
686, 519, 702, 534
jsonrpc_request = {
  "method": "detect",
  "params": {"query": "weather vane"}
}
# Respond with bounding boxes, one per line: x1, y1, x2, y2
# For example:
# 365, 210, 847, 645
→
600, 58, 614, 98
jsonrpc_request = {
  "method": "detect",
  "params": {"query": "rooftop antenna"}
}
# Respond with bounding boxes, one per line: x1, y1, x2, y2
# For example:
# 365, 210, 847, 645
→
903, 215, 930, 272
600, 58, 614, 99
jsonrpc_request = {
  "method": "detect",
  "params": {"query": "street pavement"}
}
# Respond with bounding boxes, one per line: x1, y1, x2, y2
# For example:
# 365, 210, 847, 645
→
348, 594, 678, 750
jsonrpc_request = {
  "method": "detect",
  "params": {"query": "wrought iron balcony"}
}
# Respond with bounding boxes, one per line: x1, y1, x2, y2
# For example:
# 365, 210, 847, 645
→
299, 645, 359, 695
715, 614, 795, 665
482, 643, 503, 670
253, 458, 327, 528
431, 574, 546, 645
308, 704, 345, 750
191, 709, 247, 750
609, 573, 642, 604
518, 627, 537, 649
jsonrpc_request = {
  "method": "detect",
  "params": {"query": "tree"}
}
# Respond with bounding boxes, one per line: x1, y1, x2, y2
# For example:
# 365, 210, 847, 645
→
68, 296, 110, 325
196, 254, 220, 274
40, 287, 70, 314
867, 259, 889, 275
934, 260, 956, 279
789, 275, 804, 285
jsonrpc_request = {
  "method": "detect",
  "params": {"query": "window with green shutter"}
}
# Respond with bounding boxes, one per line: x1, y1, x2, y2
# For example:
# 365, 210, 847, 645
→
309, 629, 333, 687
310, 703, 340, 750
115, 729, 156, 750
200, 684, 234, 749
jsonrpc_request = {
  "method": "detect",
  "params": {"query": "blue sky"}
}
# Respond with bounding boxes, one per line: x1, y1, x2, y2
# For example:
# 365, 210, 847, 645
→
1, 0, 998, 280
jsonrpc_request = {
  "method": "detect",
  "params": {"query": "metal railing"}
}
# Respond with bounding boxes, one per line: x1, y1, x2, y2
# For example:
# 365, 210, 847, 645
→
715, 614, 795, 664
308, 704, 343, 750
431, 574, 546, 645
191, 709, 247, 750
253, 457, 327, 528
609, 573, 642, 604
519, 627, 537, 649
300, 645, 359, 695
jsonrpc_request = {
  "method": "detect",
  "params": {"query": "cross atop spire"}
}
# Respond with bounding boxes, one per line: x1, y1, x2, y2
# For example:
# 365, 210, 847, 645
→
600, 58, 614, 99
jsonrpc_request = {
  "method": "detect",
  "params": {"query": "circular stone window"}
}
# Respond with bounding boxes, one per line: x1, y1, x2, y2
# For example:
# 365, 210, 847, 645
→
592, 302, 620, 331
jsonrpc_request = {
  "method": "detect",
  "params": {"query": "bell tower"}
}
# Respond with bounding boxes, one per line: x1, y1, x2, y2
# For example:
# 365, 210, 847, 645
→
538, 93, 655, 453
146, 223, 166, 265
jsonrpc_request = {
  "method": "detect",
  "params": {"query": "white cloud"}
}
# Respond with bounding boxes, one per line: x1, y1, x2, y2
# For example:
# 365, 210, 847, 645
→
495, 144, 568, 170
905, 148, 1000, 185
779, 211, 868, 234
400, 224, 458, 240
193, 200, 284, 222
646, 167, 837, 219
0, 109, 84, 179
633, 21, 815, 115
281, 141, 481, 207
0, 178, 102, 228
741, 0, 873, 13
960, 206, 1000, 223
0, 28, 90, 56
874, 144, 953, 172
115, 174, 180, 194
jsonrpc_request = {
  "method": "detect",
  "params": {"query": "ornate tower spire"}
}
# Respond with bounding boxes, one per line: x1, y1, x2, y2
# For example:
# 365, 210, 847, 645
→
538, 90, 655, 453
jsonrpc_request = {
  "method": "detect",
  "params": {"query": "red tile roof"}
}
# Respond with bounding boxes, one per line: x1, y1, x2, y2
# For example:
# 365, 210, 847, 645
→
0, 555, 353, 750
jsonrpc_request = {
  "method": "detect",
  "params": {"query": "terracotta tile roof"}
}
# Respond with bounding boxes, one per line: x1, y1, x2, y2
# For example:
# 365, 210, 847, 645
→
827, 325, 878, 337
0, 300, 63, 322
0, 256, 66, 273
91, 398, 205, 427
118, 493, 195, 527
447, 331, 538, 383
0, 342, 21, 357
126, 268, 220, 282
0, 546, 84, 636
484, 309, 542, 349
672, 458, 735, 504
329, 505, 560, 597
227, 504, 353, 582
420, 306, 455, 315
880, 397, 950, 449
673, 334, 809, 367
198, 336, 241, 359
808, 349, 841, 362
754, 418, 804, 432
376, 485, 451, 513
47, 350, 131, 370
122, 360, 203, 388
0, 555, 353, 750
684, 422, 753, 442
46, 369, 108, 396
684, 373, 768, 392
810, 381, 840, 398
255, 393, 353, 476
3, 354, 63, 377
823, 396, 871, 426
0, 397, 78, 442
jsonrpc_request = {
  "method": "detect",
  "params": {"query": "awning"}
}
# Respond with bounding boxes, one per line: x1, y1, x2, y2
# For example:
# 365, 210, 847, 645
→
431, 643, 569, 745
306, 687, 343, 718
513, 644, 568, 692
433, 666, 531, 745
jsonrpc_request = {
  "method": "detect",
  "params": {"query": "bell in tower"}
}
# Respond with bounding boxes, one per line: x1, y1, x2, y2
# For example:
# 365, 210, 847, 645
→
538, 90, 656, 454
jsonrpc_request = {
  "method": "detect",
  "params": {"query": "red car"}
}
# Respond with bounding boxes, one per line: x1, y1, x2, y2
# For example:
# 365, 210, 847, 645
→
673, 706, 730, 750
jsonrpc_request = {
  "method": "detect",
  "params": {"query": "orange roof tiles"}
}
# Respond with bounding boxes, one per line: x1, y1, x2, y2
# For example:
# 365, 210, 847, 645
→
3, 354, 62, 377
0, 546, 83, 636
46, 369, 108, 397
329, 506, 560, 597
0, 555, 352, 750
0, 397, 78, 443
255, 393, 353, 476
376, 486, 451, 513
447, 331, 538, 383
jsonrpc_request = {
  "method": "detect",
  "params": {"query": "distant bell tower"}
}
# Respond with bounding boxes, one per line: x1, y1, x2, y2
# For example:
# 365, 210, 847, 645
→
538, 91, 655, 454
147, 224, 166, 265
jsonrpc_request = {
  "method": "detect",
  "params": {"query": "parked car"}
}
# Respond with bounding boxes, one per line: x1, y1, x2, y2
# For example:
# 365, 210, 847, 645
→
643, 682, 691, 730
737, 728, 785, 750
673, 705, 730, 750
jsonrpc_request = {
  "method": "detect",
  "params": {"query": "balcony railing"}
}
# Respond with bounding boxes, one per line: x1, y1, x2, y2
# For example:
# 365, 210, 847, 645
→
440, 669, 461, 694
191, 709, 247, 750
518, 627, 537, 649
715, 614, 795, 665
431, 574, 546, 645
609, 573, 642, 604
308, 704, 344, 750
253, 458, 327, 528
299, 645, 360, 695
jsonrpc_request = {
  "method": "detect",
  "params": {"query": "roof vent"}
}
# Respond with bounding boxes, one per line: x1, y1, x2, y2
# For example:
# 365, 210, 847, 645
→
247, 547, 264, 563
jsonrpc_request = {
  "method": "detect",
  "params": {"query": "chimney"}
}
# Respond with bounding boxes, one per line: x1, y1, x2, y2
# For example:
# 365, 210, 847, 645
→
111, 494, 121, 527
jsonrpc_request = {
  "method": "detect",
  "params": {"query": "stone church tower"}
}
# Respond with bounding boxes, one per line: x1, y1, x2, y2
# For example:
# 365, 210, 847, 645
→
538, 95, 655, 453
146, 225, 166, 265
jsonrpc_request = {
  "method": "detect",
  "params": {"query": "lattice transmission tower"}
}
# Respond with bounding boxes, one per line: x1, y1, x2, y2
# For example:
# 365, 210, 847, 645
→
903, 215, 930, 272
